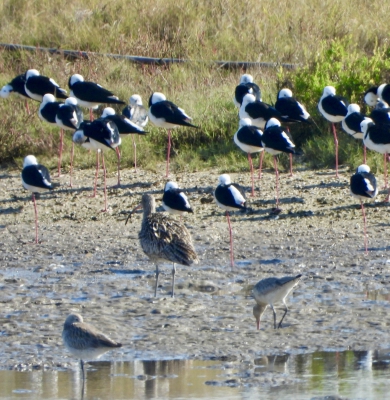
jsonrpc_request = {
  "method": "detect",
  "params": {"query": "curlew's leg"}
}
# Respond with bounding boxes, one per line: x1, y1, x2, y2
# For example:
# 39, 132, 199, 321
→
32, 193, 39, 244
80, 359, 85, 381
132, 135, 137, 172
225, 211, 234, 268
89, 151, 100, 198
166, 130, 171, 178
258, 150, 264, 179
247, 152, 255, 197
115, 146, 121, 187
363, 145, 367, 165
69, 142, 74, 188
331, 123, 339, 178
154, 264, 160, 297
273, 156, 280, 208
101, 152, 108, 212
270, 304, 277, 329
278, 301, 289, 329
171, 263, 176, 298
361, 200, 368, 255
57, 128, 64, 177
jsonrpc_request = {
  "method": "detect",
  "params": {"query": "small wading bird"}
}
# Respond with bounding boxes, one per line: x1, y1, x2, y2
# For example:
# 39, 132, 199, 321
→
62, 313, 122, 382
128, 193, 198, 298
318, 86, 349, 178
21, 155, 52, 244
148, 92, 197, 178
162, 181, 193, 217
214, 174, 246, 268
253, 275, 302, 329
350, 164, 378, 255
68, 74, 125, 121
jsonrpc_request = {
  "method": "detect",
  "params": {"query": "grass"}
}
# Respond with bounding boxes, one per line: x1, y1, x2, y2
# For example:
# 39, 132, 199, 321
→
1, 1, 390, 175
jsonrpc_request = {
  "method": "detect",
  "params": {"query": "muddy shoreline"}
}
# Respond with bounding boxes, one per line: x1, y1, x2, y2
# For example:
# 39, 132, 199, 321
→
1, 163, 390, 375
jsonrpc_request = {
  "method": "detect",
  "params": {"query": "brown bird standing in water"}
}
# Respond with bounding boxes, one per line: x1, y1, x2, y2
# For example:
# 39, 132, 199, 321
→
131, 193, 198, 297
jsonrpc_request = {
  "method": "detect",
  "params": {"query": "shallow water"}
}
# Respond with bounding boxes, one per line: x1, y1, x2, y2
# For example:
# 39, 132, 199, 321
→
1, 350, 389, 399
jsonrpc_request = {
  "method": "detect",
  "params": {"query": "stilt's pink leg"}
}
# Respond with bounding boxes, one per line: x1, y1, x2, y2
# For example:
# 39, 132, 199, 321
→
274, 156, 280, 207
32, 193, 39, 244
258, 151, 264, 179
132, 135, 137, 172
331, 123, 339, 178
361, 200, 368, 255
289, 153, 293, 177
247, 152, 254, 197
166, 130, 171, 178
384, 153, 388, 192
226, 211, 234, 269
101, 153, 108, 212
57, 128, 64, 177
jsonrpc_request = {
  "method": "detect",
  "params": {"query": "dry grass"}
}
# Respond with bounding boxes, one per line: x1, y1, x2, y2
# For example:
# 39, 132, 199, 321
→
1, 1, 390, 174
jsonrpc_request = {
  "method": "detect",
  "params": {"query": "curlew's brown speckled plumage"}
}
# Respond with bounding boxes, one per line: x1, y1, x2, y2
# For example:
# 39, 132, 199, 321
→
62, 313, 122, 381
138, 193, 198, 297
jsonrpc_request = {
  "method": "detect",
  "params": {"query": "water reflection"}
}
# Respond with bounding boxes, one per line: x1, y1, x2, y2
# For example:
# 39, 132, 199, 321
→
1, 350, 390, 399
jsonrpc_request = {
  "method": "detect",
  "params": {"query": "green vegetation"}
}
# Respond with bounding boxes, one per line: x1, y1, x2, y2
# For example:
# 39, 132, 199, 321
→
1, 1, 390, 174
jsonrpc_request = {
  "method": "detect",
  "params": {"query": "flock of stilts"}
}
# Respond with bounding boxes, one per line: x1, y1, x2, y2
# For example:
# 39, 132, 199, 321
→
1, 69, 387, 381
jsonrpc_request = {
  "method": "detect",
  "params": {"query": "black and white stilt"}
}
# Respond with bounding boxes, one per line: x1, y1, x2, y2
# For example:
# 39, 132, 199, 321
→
350, 164, 378, 255
21, 155, 52, 244
214, 174, 246, 268
162, 181, 193, 217
261, 118, 296, 212
233, 74, 262, 108
148, 92, 197, 177
122, 94, 149, 127
318, 86, 348, 178
233, 118, 263, 196
24, 69, 67, 102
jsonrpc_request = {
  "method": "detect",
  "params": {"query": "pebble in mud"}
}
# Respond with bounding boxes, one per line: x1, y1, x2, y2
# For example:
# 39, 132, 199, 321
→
0, 165, 389, 376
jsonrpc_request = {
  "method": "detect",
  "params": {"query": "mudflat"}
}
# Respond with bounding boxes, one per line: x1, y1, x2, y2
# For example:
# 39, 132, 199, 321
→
0, 162, 389, 375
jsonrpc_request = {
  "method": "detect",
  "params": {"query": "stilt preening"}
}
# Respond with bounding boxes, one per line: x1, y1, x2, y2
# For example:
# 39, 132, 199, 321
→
24, 69, 68, 102
68, 74, 125, 121
318, 86, 349, 178
62, 313, 122, 382
253, 274, 302, 329
21, 155, 53, 244
1, 72, 33, 113
350, 164, 378, 255
130, 193, 198, 297
341, 104, 368, 163
261, 118, 296, 212
233, 118, 263, 196
233, 74, 262, 108
361, 118, 390, 198
377, 83, 390, 105
122, 94, 149, 128
239, 93, 294, 130
101, 107, 147, 180
275, 88, 314, 176
55, 97, 84, 186
162, 181, 193, 217
214, 174, 246, 268
73, 119, 120, 211
148, 92, 197, 177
